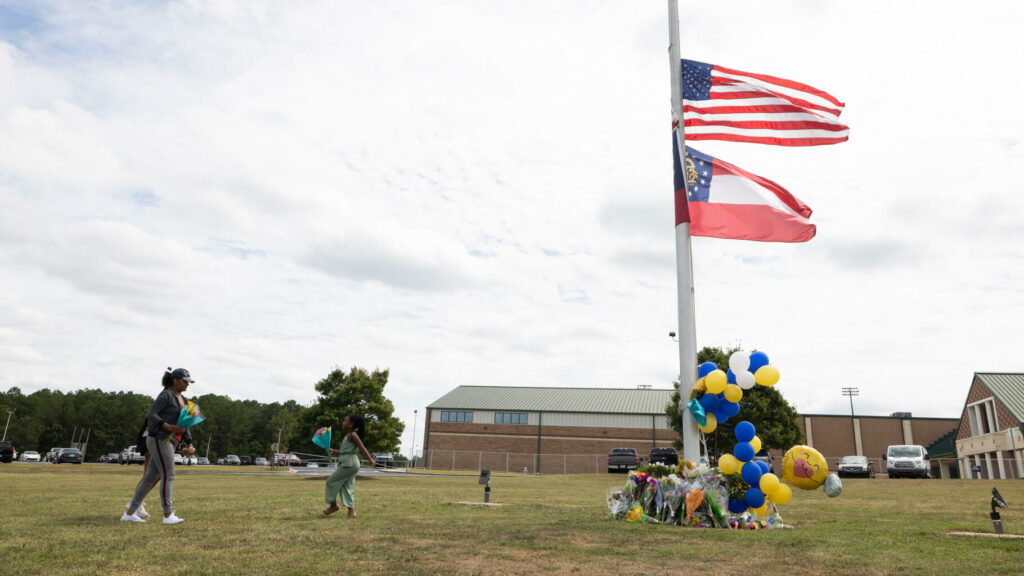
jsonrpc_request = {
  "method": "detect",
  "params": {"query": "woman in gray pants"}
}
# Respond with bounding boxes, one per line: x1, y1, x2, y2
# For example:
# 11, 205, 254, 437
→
121, 368, 196, 524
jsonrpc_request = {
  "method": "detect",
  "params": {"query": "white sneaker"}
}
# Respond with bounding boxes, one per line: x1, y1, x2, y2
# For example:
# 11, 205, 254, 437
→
162, 513, 184, 525
126, 503, 150, 519
120, 512, 145, 523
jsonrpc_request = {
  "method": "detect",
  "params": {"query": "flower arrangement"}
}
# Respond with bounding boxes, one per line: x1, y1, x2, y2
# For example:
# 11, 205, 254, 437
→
163, 401, 204, 443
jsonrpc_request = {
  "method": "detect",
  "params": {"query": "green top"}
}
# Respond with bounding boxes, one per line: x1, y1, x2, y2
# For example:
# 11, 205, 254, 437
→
337, 434, 358, 456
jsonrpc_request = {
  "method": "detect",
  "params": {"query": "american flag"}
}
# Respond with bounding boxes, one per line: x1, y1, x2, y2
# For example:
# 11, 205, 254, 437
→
678, 59, 848, 147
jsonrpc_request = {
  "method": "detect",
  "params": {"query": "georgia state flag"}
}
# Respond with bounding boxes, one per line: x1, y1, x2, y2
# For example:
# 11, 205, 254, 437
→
673, 130, 816, 243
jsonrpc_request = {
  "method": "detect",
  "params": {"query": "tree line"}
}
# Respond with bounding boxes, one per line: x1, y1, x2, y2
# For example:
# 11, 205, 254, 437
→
0, 366, 403, 461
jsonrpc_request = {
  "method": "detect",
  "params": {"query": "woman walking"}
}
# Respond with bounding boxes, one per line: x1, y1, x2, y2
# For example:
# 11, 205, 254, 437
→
323, 414, 375, 518
121, 368, 197, 524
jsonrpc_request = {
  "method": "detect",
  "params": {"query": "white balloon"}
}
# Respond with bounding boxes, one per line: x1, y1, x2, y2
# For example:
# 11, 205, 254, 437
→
737, 370, 756, 390
729, 352, 750, 374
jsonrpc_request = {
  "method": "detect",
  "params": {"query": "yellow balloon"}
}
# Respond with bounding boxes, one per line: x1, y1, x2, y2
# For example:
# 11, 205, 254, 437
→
772, 483, 793, 505
697, 412, 717, 433
759, 473, 780, 496
724, 384, 743, 403
705, 370, 727, 394
754, 503, 769, 517
718, 453, 739, 475
755, 365, 780, 386
781, 445, 829, 490
750, 436, 762, 454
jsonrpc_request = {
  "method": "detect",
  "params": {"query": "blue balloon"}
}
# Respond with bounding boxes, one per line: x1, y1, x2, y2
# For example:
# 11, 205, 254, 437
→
700, 393, 720, 414
728, 499, 747, 514
698, 362, 718, 378
727, 369, 737, 384
735, 421, 756, 443
756, 460, 771, 475
741, 461, 764, 486
734, 441, 755, 462
748, 351, 770, 374
714, 407, 729, 423
744, 487, 766, 509
720, 401, 741, 419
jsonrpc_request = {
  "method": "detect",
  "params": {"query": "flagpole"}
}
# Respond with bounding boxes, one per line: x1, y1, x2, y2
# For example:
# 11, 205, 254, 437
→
667, 0, 700, 465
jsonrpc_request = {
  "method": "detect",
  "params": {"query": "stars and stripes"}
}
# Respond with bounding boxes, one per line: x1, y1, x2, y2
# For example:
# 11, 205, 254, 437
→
679, 59, 849, 147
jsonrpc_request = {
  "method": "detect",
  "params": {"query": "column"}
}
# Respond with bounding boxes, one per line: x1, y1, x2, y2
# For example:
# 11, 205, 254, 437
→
984, 453, 994, 479
997, 450, 1007, 479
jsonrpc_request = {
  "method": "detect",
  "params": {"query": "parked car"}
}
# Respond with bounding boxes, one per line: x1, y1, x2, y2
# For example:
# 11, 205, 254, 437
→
173, 453, 184, 464
0, 441, 14, 463
837, 455, 874, 478
20, 450, 41, 462
607, 447, 640, 473
254, 457, 268, 466
104, 452, 121, 464
216, 458, 225, 465
272, 453, 301, 466
120, 446, 145, 465
183, 455, 198, 465
373, 453, 394, 468
44, 448, 63, 463
198, 457, 210, 465
56, 448, 83, 464
224, 455, 241, 465
885, 444, 930, 478
306, 462, 319, 468
239, 456, 252, 465
648, 447, 679, 466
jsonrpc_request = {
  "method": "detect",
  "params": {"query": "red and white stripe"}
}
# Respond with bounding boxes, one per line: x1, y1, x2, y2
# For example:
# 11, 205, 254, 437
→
684, 64, 848, 147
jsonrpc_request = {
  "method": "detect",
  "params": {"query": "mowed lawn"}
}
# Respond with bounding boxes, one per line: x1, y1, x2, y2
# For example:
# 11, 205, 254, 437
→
1, 464, 1023, 576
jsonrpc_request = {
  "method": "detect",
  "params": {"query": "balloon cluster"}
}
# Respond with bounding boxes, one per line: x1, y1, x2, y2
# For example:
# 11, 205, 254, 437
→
716, 421, 793, 513
688, 350, 780, 434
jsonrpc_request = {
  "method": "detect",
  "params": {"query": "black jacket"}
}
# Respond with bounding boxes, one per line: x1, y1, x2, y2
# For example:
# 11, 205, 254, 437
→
146, 388, 194, 446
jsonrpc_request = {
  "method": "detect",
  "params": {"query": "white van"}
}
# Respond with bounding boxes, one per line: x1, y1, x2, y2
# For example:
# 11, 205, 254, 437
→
884, 445, 929, 478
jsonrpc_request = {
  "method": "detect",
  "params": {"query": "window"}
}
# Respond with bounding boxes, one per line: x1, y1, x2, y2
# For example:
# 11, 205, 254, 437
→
495, 412, 528, 425
967, 398, 998, 436
440, 411, 473, 423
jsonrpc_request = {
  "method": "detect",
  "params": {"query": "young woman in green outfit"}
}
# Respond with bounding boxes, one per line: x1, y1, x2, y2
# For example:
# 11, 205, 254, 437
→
323, 414, 375, 517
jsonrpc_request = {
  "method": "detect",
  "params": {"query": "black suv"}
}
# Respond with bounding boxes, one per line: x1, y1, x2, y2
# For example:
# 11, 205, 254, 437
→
0, 441, 13, 463
648, 447, 679, 466
239, 456, 252, 465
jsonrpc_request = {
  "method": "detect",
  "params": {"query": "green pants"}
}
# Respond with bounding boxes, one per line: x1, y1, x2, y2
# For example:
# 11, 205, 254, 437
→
325, 456, 360, 508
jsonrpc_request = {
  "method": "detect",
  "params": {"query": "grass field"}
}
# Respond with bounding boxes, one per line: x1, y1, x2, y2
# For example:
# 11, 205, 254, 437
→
2, 464, 1023, 575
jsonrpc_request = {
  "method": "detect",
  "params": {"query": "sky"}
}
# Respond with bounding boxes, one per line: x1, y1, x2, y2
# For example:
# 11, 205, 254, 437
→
2, 1, 1023, 454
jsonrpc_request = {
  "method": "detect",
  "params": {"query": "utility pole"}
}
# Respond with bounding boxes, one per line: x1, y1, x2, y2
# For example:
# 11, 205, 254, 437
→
275, 426, 284, 468
2, 409, 13, 442
205, 433, 213, 459
842, 387, 860, 454
410, 410, 418, 469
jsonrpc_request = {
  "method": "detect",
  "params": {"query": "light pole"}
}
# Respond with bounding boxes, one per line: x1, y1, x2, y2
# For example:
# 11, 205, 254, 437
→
2, 409, 13, 442
205, 433, 213, 459
842, 387, 860, 454
410, 410, 418, 469
275, 426, 284, 467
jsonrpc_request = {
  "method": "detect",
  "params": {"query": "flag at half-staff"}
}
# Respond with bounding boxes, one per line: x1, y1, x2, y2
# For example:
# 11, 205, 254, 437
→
679, 58, 848, 147
673, 129, 815, 243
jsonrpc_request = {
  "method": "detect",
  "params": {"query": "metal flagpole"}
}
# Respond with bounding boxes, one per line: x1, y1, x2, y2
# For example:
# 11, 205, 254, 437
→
667, 0, 700, 464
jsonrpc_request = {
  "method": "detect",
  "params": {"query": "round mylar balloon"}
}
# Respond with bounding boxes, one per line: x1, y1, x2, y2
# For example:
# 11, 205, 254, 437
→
705, 370, 727, 394
736, 370, 756, 390
771, 483, 793, 504
754, 365, 781, 387
697, 412, 717, 433
698, 361, 718, 378
824, 473, 843, 498
728, 351, 750, 374
724, 384, 743, 403
781, 445, 829, 490
718, 453, 739, 475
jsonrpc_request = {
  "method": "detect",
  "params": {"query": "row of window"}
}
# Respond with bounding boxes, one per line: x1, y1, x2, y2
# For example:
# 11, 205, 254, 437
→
439, 411, 529, 425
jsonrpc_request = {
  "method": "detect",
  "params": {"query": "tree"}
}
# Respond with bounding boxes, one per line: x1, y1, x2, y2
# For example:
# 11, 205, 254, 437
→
294, 366, 404, 454
666, 345, 803, 458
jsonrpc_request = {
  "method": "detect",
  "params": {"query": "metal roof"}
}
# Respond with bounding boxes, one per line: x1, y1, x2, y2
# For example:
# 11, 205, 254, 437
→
427, 386, 675, 414
976, 373, 1024, 423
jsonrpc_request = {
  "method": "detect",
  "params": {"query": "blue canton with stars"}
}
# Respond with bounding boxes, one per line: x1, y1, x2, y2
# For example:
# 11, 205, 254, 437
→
681, 59, 713, 101
683, 146, 714, 202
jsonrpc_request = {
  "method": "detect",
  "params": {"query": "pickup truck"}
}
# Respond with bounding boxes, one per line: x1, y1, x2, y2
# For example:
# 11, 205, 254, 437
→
120, 446, 145, 465
607, 447, 639, 473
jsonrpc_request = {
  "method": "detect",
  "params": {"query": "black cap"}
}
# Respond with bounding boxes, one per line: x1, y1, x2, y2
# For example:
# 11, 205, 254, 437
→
170, 368, 194, 383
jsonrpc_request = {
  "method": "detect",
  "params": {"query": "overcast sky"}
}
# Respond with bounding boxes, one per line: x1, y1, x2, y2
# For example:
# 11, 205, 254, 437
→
2, 1, 1022, 453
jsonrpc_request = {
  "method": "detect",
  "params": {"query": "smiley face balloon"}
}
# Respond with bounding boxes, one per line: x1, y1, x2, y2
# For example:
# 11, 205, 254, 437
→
781, 445, 829, 490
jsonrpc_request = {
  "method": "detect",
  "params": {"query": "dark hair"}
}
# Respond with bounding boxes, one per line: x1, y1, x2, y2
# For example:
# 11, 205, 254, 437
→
347, 414, 366, 440
161, 367, 174, 388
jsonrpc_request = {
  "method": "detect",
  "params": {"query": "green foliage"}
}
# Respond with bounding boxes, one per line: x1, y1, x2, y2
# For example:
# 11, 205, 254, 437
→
638, 464, 674, 478
665, 345, 804, 456
292, 366, 404, 454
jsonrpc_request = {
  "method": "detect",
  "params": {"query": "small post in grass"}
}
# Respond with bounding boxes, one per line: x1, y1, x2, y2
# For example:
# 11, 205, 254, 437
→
479, 469, 491, 503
